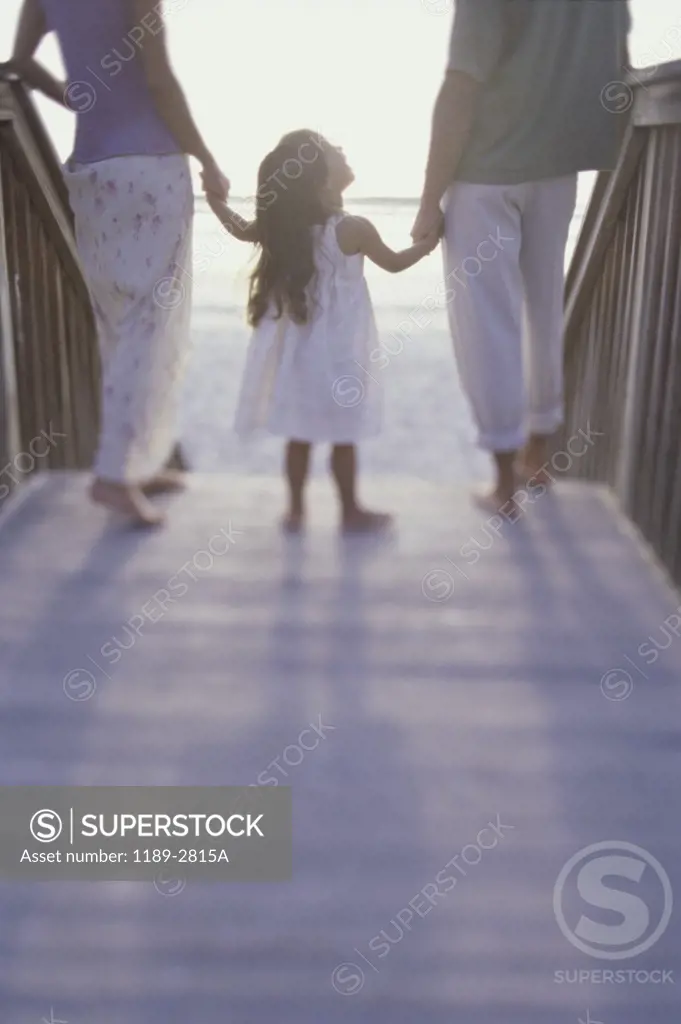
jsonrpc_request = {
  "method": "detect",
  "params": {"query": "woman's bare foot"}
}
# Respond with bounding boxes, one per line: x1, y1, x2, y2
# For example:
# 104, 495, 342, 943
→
342, 509, 393, 534
281, 510, 305, 535
141, 470, 187, 496
472, 487, 520, 520
90, 478, 165, 527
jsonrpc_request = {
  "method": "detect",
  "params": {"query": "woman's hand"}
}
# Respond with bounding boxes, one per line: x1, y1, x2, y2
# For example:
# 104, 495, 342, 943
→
201, 160, 230, 203
7, 57, 68, 106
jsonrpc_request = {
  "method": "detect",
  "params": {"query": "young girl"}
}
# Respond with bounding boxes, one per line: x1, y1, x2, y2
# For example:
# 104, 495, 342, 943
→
205, 129, 438, 533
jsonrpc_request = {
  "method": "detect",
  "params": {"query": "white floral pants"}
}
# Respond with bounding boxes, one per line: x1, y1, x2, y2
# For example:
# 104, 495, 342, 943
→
64, 154, 194, 483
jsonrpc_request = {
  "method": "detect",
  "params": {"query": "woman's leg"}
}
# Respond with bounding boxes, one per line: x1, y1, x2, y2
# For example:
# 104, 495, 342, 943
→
90, 478, 165, 525
330, 445, 392, 533
89, 326, 168, 524
141, 469, 187, 496
65, 155, 193, 525
283, 440, 312, 531
86, 288, 167, 525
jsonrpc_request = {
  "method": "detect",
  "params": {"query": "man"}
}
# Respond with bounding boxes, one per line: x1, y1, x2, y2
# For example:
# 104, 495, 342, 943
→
413, 0, 631, 512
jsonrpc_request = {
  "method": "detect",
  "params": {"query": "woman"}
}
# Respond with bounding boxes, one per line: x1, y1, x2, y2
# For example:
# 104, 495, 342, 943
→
12, 0, 229, 525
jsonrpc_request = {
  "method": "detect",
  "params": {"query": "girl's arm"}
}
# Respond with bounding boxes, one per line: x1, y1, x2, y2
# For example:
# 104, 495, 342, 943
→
132, 0, 229, 201
205, 193, 259, 244
11, 0, 68, 106
336, 216, 438, 273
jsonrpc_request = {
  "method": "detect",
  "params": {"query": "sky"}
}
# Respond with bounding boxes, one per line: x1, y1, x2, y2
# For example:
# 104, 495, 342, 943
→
2, 0, 681, 197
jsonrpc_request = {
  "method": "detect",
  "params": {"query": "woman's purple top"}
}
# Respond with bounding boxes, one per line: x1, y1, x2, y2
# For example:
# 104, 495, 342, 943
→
40, 0, 181, 164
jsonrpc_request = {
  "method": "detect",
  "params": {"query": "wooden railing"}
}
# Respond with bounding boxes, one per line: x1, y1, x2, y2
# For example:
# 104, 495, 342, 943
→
0, 73, 99, 501
562, 59, 681, 587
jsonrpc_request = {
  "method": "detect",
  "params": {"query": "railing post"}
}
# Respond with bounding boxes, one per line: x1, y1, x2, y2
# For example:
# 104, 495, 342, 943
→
0, 76, 102, 489
563, 59, 681, 587
0, 153, 21, 493
615, 141, 655, 516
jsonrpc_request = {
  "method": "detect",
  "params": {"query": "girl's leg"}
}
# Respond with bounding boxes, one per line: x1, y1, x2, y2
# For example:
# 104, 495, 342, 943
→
330, 445, 392, 533
284, 440, 312, 532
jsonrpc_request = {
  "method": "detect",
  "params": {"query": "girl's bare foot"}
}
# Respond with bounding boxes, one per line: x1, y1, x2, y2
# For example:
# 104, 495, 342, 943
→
141, 470, 187, 496
342, 509, 393, 534
281, 511, 304, 535
90, 479, 165, 527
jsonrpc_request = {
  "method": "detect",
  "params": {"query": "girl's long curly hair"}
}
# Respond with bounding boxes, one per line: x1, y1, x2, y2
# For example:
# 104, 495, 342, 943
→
247, 129, 330, 327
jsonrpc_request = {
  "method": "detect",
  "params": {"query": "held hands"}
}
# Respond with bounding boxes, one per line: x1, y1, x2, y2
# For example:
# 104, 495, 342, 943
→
204, 189, 227, 219
201, 159, 230, 204
411, 199, 445, 247
416, 228, 441, 256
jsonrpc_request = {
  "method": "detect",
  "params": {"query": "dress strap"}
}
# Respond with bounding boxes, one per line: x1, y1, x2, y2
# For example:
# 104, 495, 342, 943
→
325, 211, 346, 230
320, 213, 346, 258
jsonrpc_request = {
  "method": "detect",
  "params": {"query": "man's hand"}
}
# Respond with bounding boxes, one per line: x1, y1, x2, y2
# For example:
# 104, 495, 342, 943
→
420, 227, 441, 254
412, 200, 444, 244
201, 160, 230, 203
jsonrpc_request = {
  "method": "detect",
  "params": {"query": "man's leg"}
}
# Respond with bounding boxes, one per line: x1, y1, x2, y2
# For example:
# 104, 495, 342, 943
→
442, 181, 525, 507
518, 175, 578, 482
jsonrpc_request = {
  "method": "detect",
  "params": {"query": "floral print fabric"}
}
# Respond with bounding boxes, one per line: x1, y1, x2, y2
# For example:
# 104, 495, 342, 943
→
63, 154, 194, 483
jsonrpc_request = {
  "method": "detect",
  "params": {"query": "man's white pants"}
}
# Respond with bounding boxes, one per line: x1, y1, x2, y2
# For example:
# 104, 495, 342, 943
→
442, 175, 578, 452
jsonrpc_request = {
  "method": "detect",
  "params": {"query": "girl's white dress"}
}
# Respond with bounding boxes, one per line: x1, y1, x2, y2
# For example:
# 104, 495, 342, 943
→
234, 213, 382, 443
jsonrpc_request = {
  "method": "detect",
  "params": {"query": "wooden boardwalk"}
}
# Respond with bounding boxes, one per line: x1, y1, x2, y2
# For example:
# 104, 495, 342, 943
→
0, 473, 680, 1024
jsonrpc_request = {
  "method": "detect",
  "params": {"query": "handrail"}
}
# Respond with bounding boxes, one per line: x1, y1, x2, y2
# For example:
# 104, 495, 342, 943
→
0, 74, 100, 498
562, 59, 681, 586
0, 65, 71, 211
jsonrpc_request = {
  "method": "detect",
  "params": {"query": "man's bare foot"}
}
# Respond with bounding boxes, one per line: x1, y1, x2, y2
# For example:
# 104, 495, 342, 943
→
516, 460, 554, 489
472, 487, 521, 522
90, 479, 165, 527
517, 436, 553, 487
342, 509, 393, 534
281, 510, 304, 535
141, 470, 187, 496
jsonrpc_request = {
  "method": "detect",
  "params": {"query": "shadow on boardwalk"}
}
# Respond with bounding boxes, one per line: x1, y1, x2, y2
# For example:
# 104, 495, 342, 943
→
0, 473, 679, 1024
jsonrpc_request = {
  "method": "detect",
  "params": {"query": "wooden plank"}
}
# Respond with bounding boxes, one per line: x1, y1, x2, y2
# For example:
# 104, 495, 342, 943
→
0, 475, 680, 1021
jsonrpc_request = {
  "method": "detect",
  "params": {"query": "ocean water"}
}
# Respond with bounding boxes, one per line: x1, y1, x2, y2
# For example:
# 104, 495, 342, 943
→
179, 176, 592, 483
